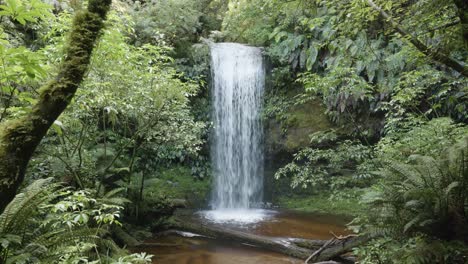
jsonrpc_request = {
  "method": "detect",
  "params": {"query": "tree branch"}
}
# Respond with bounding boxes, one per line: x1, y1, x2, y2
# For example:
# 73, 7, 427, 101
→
366, 0, 468, 77
416, 19, 460, 37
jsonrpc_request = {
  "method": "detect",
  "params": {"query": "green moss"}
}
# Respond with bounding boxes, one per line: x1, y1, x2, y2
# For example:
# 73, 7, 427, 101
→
266, 98, 333, 154
88, 0, 112, 19
277, 189, 367, 219
283, 99, 333, 151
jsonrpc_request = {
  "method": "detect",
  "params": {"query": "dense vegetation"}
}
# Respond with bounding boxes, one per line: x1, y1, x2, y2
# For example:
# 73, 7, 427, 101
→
0, 0, 467, 263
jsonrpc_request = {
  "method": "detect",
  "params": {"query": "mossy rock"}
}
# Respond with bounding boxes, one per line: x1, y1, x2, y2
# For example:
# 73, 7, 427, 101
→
263, 98, 334, 201
265, 98, 333, 155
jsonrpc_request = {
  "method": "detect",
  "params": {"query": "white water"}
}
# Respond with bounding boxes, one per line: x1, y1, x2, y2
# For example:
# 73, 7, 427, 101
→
206, 43, 265, 223
200, 209, 275, 225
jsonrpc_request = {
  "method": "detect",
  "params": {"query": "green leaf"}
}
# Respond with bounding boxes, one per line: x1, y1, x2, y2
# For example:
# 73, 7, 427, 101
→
299, 48, 306, 69
307, 45, 318, 70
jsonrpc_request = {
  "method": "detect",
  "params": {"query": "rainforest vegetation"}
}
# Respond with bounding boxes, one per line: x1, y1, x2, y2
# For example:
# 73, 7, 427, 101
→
0, 0, 467, 263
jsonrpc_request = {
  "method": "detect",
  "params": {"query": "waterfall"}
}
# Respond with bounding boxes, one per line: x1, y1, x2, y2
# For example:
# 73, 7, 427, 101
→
210, 43, 265, 212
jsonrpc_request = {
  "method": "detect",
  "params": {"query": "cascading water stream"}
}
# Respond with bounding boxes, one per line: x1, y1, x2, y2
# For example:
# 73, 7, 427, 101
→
201, 43, 270, 224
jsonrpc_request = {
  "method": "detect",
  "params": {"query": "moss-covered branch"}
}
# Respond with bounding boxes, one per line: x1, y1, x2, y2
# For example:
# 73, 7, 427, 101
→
0, 0, 112, 212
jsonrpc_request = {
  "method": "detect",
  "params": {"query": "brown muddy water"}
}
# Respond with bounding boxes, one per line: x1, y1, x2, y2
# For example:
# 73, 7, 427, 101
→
135, 210, 351, 264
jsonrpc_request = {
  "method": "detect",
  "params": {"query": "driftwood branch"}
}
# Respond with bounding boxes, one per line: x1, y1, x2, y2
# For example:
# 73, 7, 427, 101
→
306, 237, 337, 264
366, 0, 468, 77
306, 235, 371, 263
305, 231, 367, 263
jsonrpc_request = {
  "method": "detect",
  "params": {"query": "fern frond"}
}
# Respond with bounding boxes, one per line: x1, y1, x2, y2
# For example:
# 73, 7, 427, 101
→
99, 197, 131, 207
103, 187, 126, 198
0, 178, 59, 234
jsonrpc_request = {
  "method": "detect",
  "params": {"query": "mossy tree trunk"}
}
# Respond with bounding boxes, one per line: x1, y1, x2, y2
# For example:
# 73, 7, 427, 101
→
0, 0, 112, 212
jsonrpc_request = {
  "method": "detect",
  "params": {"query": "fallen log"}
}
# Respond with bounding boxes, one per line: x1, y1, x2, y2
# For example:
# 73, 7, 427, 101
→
172, 219, 312, 259
171, 219, 370, 262
113, 226, 141, 247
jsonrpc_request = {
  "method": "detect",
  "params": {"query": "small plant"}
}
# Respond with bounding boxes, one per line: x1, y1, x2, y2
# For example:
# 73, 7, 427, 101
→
275, 130, 374, 189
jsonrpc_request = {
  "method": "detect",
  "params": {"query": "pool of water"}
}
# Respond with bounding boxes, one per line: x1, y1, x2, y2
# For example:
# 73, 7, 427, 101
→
134, 210, 351, 264
138, 235, 302, 264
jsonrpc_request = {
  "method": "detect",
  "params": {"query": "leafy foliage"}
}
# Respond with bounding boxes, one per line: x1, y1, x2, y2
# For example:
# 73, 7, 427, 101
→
0, 0, 51, 122
363, 138, 468, 237
375, 117, 468, 161
0, 0, 52, 26
1, 0, 467, 262
352, 137, 468, 263
2, 1, 210, 261
224, 0, 467, 139
32, 9, 207, 195
222, 0, 275, 45
0, 178, 152, 263
275, 130, 374, 189
129, 0, 226, 55
354, 236, 468, 264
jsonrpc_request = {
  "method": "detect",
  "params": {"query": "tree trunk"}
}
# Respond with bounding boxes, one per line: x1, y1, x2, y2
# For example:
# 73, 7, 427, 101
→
0, 0, 112, 212
172, 219, 369, 262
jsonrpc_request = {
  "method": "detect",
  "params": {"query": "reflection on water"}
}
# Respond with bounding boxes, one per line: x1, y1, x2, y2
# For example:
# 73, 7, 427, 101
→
242, 210, 351, 240
139, 235, 301, 264
136, 210, 351, 264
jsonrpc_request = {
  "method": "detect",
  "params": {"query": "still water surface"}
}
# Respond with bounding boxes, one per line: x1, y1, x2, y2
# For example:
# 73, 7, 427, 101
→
137, 210, 350, 264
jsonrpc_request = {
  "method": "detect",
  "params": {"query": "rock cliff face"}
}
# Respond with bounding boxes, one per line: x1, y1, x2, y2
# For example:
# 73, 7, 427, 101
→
263, 96, 334, 202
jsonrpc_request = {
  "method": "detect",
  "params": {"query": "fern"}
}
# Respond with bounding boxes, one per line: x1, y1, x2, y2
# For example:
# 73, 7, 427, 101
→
98, 187, 131, 207
0, 178, 62, 234
0, 179, 147, 263
364, 137, 468, 241
358, 139, 468, 263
